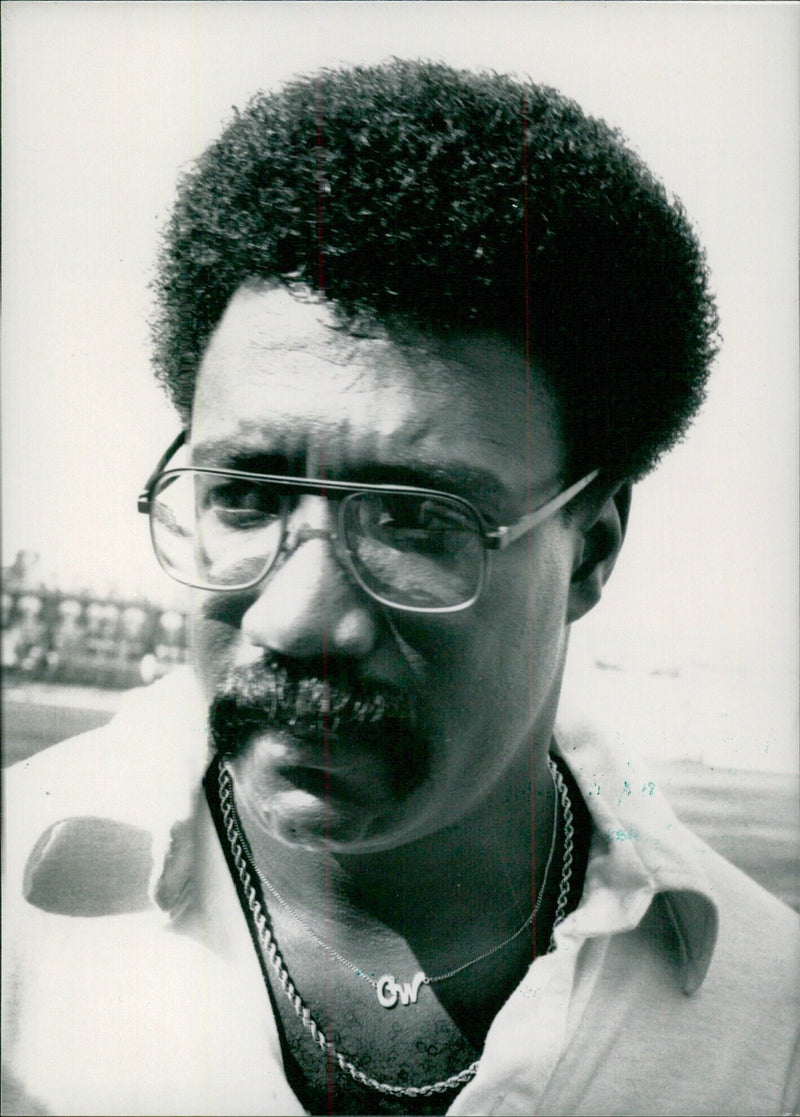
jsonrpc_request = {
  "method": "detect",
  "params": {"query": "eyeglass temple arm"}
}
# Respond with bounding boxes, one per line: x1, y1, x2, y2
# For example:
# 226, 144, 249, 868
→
137, 430, 187, 513
486, 469, 600, 550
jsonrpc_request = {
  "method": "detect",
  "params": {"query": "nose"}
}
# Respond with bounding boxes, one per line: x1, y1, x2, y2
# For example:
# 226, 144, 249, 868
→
239, 497, 379, 660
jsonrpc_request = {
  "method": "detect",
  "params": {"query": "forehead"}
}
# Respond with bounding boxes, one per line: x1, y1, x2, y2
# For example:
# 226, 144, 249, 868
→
192, 283, 564, 507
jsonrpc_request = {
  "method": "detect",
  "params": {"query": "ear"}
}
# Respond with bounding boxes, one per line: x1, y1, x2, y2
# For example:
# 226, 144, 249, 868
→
566, 482, 632, 624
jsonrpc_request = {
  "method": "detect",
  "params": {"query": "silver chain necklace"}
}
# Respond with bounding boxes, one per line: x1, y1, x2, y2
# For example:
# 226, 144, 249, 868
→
250, 757, 565, 1008
217, 756, 574, 1098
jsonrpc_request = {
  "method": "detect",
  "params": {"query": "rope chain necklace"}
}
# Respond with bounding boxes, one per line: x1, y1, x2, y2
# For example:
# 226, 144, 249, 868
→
217, 756, 574, 1098
250, 757, 565, 1008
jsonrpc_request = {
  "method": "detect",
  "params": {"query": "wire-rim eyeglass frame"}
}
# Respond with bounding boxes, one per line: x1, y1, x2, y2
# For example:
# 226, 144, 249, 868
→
138, 432, 599, 614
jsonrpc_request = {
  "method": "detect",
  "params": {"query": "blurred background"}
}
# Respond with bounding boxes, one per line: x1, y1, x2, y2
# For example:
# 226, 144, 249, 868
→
2, 2, 797, 909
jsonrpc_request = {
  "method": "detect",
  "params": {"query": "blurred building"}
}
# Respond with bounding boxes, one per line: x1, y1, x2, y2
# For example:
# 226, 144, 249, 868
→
2, 557, 190, 690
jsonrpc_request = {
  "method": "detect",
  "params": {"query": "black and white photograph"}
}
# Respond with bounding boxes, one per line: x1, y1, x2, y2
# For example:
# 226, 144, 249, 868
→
2, 3, 798, 1114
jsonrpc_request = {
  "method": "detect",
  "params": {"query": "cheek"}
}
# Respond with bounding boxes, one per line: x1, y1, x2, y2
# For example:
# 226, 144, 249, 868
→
424, 532, 572, 716
496, 534, 573, 657
385, 544, 569, 734
515, 537, 573, 689
189, 593, 248, 700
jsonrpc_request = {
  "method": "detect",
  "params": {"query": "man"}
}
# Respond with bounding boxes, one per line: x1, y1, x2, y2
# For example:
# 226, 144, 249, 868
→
3, 60, 798, 1116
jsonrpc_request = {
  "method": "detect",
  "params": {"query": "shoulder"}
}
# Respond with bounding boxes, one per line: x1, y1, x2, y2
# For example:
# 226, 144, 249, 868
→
694, 838, 799, 1004
2, 677, 305, 1115
550, 720, 799, 1113
4, 670, 208, 915
605, 844, 799, 1114
547, 850, 799, 1115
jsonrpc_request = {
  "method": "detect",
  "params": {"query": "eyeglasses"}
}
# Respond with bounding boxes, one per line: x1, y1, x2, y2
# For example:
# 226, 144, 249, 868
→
138, 433, 599, 614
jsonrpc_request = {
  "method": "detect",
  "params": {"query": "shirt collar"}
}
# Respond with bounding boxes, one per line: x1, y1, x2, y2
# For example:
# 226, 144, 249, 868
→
553, 723, 718, 993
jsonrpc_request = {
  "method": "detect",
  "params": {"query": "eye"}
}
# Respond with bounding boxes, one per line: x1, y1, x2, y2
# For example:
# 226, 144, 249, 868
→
416, 499, 474, 532
364, 495, 476, 555
376, 496, 472, 531
201, 479, 281, 527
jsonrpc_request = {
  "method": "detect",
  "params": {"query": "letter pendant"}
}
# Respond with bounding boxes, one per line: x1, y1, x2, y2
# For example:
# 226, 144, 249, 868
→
376, 971, 426, 1009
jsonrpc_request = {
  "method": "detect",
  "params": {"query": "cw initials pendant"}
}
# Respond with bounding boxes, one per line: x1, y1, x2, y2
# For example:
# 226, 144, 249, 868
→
376, 971, 426, 1008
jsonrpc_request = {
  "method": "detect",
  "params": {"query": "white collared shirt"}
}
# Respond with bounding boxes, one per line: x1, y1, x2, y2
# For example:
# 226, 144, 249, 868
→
4, 670, 798, 1115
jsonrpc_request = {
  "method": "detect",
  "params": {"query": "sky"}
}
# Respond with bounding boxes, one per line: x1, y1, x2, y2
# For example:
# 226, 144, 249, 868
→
2, 2, 798, 766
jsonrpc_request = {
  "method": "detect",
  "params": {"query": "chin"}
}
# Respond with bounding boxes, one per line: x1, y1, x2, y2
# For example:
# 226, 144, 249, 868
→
226, 731, 432, 852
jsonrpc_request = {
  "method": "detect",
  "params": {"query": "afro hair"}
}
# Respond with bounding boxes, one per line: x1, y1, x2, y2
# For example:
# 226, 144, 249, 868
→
152, 59, 719, 482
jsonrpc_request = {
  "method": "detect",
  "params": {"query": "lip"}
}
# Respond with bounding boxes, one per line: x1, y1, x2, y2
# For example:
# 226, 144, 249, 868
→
254, 727, 388, 780
277, 764, 344, 797
267, 715, 398, 753
273, 755, 394, 808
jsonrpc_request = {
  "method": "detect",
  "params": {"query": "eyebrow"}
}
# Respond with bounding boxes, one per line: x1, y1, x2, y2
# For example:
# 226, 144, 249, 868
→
192, 443, 289, 478
354, 462, 512, 511
191, 438, 516, 515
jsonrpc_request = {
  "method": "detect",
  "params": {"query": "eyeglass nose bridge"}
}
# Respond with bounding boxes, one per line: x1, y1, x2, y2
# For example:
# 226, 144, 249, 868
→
264, 501, 381, 609
275, 495, 347, 574
281, 523, 339, 557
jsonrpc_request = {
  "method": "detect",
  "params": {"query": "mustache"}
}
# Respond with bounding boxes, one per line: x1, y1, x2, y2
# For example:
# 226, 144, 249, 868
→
208, 659, 418, 760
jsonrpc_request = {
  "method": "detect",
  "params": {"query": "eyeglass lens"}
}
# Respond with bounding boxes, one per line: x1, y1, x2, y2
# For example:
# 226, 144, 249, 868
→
341, 492, 482, 608
150, 472, 484, 609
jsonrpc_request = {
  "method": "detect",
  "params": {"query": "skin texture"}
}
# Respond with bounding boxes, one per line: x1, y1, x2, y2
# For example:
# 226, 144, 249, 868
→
189, 279, 628, 969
